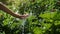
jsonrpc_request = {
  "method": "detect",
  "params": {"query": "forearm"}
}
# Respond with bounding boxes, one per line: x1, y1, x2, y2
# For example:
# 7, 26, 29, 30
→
0, 2, 22, 18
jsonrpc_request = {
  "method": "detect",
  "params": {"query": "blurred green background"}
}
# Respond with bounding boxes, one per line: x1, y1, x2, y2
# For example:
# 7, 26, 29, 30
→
0, 0, 60, 34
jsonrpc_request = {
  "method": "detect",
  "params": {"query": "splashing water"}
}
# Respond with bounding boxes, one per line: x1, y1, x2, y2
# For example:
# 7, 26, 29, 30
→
21, 19, 26, 34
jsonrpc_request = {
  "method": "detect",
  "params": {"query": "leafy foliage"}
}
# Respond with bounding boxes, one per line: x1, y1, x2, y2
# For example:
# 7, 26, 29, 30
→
0, 0, 60, 34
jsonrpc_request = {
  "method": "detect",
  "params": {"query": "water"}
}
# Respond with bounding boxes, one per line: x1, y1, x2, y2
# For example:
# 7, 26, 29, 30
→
21, 19, 26, 34
21, 12, 32, 34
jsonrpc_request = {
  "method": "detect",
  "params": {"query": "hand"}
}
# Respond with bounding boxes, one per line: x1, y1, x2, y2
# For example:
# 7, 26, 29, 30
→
19, 13, 29, 19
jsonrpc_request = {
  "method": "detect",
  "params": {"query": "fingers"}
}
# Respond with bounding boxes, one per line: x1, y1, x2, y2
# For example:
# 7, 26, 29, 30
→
19, 13, 29, 19
23, 13, 29, 17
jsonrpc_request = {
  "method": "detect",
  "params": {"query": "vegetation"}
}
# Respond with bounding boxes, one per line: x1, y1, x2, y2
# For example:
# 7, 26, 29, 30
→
0, 0, 60, 34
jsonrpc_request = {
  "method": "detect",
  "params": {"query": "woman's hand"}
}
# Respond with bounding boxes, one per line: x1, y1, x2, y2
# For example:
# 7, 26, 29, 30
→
19, 13, 29, 19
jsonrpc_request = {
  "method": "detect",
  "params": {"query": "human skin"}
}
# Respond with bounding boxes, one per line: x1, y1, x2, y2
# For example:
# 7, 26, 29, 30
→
0, 2, 29, 19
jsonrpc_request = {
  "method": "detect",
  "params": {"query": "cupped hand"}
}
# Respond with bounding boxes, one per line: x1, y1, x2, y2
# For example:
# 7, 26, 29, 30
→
19, 13, 29, 19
